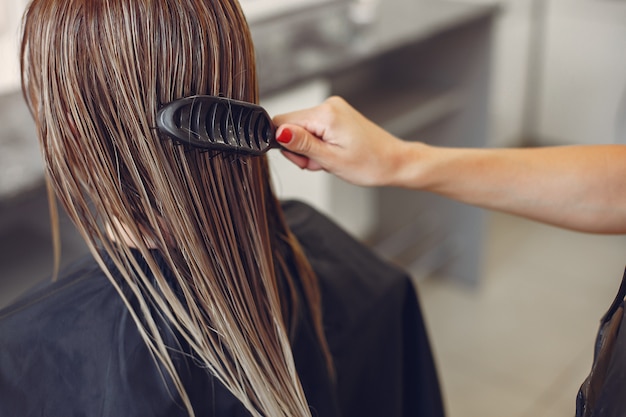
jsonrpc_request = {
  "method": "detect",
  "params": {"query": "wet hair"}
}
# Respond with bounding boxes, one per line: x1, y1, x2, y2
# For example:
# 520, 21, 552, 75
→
20, 0, 332, 416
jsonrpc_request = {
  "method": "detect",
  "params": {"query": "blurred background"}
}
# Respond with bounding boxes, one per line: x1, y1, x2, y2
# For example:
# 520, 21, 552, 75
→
2, 1, 626, 416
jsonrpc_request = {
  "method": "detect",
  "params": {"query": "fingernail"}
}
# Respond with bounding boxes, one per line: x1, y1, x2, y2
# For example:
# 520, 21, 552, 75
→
276, 128, 293, 144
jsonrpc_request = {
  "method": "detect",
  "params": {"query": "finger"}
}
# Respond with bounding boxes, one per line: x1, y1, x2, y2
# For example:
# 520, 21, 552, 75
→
280, 149, 309, 169
276, 124, 331, 159
273, 110, 327, 142
279, 150, 324, 171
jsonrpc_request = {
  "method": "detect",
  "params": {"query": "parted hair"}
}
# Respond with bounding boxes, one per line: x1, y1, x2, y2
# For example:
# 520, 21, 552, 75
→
20, 0, 332, 416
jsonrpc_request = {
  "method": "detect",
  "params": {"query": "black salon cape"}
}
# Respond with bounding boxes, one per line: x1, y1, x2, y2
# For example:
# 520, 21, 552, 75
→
0, 200, 444, 417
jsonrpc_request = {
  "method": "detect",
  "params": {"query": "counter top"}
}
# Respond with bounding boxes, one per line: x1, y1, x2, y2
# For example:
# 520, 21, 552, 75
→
251, 0, 499, 95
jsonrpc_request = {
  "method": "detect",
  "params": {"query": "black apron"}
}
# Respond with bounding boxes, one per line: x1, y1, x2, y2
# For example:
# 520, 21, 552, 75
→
577, 268, 626, 417
0, 200, 444, 417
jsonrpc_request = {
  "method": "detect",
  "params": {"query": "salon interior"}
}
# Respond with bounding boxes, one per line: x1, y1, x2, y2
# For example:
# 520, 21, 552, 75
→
2, 0, 626, 416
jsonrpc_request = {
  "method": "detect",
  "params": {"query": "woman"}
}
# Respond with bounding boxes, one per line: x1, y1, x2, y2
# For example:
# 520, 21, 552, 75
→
0, 1, 443, 416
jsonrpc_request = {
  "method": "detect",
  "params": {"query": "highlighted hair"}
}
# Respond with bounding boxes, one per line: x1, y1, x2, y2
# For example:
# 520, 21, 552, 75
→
20, 0, 332, 416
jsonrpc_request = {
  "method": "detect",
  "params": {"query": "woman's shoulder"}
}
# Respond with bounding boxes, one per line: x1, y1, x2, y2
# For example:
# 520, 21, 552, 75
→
0, 254, 125, 349
281, 199, 410, 289
280, 202, 443, 417
281, 199, 413, 331
1, 255, 115, 315
0, 254, 185, 415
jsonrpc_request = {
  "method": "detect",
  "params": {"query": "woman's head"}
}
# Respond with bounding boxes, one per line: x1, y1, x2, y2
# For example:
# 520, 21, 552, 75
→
21, 0, 258, 231
21, 1, 330, 416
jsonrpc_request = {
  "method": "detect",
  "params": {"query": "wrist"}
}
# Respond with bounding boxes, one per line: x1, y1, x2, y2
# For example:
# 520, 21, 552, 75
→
385, 140, 434, 189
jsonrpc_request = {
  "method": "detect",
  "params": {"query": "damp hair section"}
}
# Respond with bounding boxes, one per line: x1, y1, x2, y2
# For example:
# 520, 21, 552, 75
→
20, 1, 333, 416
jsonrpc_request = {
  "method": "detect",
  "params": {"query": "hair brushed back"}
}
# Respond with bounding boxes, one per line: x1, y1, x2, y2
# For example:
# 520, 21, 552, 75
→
20, 0, 332, 416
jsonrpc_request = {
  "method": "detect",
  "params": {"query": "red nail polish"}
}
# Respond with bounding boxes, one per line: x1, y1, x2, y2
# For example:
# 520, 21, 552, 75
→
276, 128, 293, 144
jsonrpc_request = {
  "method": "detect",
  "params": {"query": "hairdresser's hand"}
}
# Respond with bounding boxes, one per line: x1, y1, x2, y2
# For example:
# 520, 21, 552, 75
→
273, 96, 420, 187
276, 97, 626, 234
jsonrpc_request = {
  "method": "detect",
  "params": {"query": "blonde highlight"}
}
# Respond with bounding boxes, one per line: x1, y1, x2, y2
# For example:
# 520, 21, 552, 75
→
21, 1, 332, 416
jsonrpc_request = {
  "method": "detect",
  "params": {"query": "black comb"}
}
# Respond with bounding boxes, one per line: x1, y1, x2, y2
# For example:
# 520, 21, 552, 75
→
157, 95, 278, 155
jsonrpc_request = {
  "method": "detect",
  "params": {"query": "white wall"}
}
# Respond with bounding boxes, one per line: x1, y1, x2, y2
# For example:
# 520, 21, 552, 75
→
450, 0, 626, 146
539, 0, 626, 145
440, 0, 534, 146
487, 0, 536, 146
0, 0, 28, 94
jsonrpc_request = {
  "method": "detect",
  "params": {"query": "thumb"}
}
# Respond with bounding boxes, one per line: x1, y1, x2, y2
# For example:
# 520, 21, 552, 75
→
276, 124, 331, 165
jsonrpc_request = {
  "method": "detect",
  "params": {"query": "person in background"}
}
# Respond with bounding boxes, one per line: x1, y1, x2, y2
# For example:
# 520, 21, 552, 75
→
274, 95, 626, 416
0, 1, 443, 416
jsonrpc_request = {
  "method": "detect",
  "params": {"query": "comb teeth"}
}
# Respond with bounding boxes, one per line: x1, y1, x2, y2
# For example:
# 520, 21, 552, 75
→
157, 95, 277, 155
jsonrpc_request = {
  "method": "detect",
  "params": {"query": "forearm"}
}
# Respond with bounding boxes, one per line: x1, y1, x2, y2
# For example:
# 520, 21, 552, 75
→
274, 97, 626, 233
392, 143, 626, 234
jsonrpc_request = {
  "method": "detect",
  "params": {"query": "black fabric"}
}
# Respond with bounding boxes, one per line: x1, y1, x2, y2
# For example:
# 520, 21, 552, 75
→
577, 268, 626, 417
282, 201, 444, 417
0, 200, 444, 417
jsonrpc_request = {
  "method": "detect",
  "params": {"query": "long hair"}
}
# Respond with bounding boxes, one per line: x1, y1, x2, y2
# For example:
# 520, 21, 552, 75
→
20, 0, 332, 416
